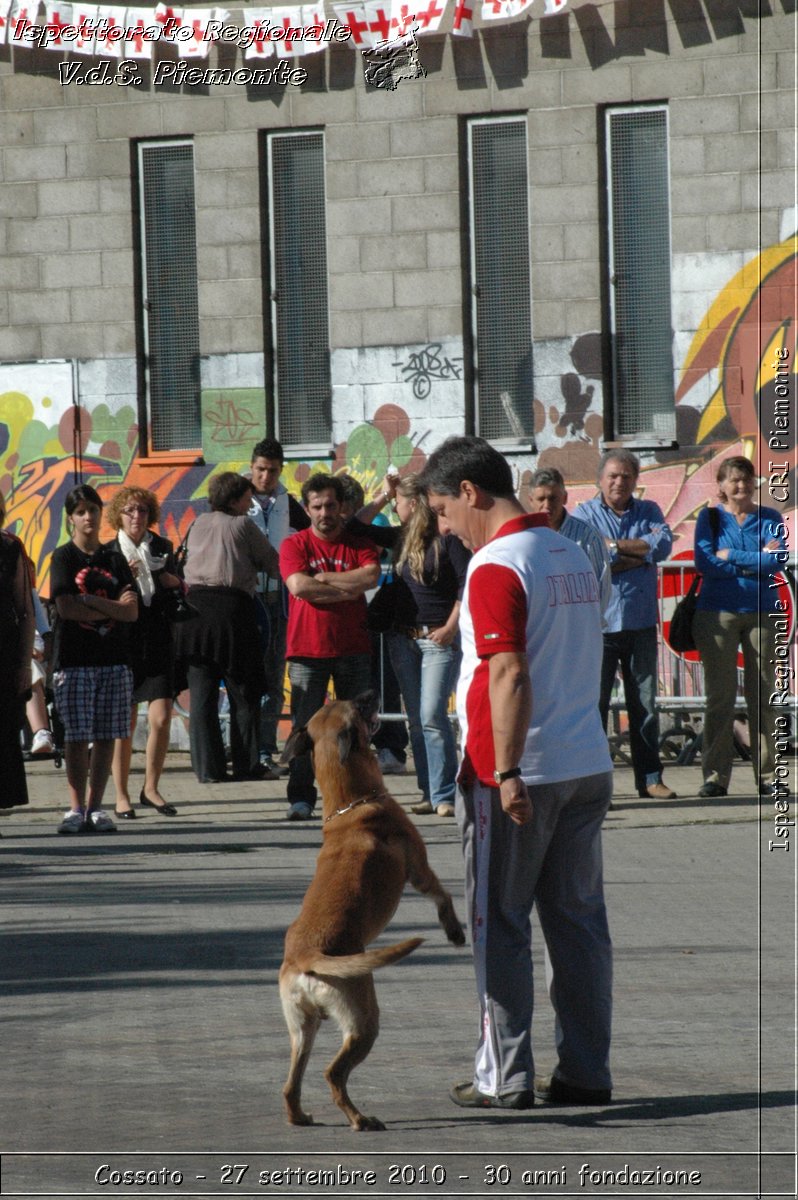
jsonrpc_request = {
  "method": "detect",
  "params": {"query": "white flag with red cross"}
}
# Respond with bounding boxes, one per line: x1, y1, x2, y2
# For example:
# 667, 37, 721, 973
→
176, 6, 229, 56
481, 0, 533, 19
0, 1, 9, 45
7, 0, 36, 46
70, 3, 100, 53
94, 4, 125, 55
543, 0, 567, 11
153, 2, 184, 40
267, 5, 319, 56
242, 8, 274, 57
122, 7, 156, 57
330, 2, 374, 48
364, 0, 416, 47
412, 0, 446, 34
450, 0, 473, 36
42, 0, 73, 47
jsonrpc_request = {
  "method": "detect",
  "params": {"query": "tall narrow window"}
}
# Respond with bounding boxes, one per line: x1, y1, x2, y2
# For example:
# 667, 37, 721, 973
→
137, 140, 201, 453
467, 116, 535, 444
265, 131, 331, 450
605, 105, 675, 442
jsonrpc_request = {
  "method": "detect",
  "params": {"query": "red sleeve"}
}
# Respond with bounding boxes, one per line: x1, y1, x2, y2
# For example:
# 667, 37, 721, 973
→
468, 563, 527, 657
279, 530, 308, 582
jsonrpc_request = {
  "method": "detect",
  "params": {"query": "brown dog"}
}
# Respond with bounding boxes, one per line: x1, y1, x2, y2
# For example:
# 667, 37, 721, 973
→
278, 691, 466, 1131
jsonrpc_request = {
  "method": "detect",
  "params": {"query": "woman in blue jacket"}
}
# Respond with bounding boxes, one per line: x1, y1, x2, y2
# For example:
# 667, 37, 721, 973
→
693, 456, 788, 798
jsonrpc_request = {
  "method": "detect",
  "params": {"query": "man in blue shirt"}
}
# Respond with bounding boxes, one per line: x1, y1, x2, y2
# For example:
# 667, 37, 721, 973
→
577, 450, 676, 800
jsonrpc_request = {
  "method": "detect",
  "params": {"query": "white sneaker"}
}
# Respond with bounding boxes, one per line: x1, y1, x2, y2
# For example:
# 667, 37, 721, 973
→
30, 729, 55, 755
58, 810, 86, 835
87, 809, 117, 833
377, 748, 407, 775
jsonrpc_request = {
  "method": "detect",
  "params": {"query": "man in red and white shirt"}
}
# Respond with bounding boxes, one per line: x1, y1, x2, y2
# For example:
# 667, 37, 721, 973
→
279, 473, 380, 820
423, 436, 613, 1110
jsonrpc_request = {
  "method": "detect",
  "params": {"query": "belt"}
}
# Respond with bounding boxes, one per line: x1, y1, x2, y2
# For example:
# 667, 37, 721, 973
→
396, 624, 442, 639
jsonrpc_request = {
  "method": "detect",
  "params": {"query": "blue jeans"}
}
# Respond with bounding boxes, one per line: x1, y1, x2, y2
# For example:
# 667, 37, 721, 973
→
387, 632, 460, 810
286, 655, 372, 810
599, 627, 663, 795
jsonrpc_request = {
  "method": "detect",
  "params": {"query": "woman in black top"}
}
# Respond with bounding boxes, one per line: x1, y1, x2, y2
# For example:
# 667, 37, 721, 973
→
351, 473, 470, 816
106, 486, 183, 818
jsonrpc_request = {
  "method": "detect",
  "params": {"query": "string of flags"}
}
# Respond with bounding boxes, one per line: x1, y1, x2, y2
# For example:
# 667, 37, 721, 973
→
0, 0, 568, 57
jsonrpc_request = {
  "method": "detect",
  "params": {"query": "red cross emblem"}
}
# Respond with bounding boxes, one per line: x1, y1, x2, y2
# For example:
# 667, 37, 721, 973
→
339, 6, 369, 42
414, 0, 443, 25
367, 4, 392, 40
452, 0, 473, 28
155, 6, 182, 38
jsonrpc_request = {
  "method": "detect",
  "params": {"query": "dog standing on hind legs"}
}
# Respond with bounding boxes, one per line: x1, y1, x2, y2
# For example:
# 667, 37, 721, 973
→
278, 691, 466, 1131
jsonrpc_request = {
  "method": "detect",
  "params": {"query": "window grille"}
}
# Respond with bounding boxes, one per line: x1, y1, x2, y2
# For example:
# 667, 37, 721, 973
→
467, 117, 535, 443
138, 140, 201, 452
266, 131, 331, 449
605, 106, 675, 441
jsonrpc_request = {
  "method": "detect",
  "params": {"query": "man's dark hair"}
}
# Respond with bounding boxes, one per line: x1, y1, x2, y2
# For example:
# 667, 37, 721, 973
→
337, 473, 365, 513
529, 466, 565, 490
420, 436, 515, 499
65, 483, 103, 515
301, 473, 345, 507
251, 437, 285, 465
208, 472, 253, 514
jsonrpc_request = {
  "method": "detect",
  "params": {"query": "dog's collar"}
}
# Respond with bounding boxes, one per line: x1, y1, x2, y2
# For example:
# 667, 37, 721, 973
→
324, 788, 386, 824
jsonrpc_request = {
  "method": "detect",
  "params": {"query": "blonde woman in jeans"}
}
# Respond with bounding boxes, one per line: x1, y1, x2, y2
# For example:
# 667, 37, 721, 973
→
351, 474, 470, 817
693, 456, 787, 798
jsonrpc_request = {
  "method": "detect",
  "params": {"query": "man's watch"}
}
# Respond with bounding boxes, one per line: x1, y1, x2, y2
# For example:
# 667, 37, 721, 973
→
493, 766, 522, 785
608, 540, 618, 555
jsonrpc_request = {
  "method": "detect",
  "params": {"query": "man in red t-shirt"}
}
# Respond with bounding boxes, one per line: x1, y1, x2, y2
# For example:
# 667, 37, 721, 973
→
279, 473, 380, 820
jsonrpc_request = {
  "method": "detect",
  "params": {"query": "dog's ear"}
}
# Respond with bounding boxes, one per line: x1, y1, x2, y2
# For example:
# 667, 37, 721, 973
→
280, 727, 312, 764
337, 726, 355, 764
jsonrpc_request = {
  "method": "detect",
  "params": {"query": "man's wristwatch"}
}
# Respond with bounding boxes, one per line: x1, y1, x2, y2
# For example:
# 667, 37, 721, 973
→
493, 766, 522, 785
608, 540, 618, 556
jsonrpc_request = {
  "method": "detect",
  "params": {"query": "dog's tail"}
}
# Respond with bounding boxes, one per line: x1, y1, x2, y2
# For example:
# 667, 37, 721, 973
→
303, 937, 424, 979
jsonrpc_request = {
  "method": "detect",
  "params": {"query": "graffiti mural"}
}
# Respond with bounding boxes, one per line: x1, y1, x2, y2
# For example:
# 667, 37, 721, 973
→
1, 238, 794, 600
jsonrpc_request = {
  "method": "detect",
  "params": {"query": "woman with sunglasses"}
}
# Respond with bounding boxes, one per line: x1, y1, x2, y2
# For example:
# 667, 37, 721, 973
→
106, 486, 183, 818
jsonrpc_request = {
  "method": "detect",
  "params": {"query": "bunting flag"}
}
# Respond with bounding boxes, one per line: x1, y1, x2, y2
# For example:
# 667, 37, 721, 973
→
363, 0, 414, 47
542, 0, 566, 12
481, 0, 532, 19
176, 6, 229, 56
413, 0, 445, 32
267, 4, 326, 54
451, 0, 473, 35
7, 0, 35, 45
0, 3, 7, 43
153, 1, 183, 38
94, 4, 124, 53
330, 2, 374, 48
42, 0, 73, 46
71, 3, 101, 53
242, 8, 274, 56
121, 7, 153, 55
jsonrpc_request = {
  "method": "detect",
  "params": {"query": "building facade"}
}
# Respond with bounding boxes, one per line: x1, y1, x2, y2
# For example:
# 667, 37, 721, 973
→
0, 0, 795, 595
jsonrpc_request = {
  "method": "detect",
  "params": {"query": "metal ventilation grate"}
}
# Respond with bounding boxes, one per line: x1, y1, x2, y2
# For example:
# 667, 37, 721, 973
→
139, 141, 201, 452
268, 132, 331, 447
606, 107, 675, 439
468, 118, 534, 442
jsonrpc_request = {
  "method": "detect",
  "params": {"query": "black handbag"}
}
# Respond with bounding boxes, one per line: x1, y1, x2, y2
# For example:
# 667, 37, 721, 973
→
161, 587, 199, 624
666, 507, 720, 654
667, 575, 701, 652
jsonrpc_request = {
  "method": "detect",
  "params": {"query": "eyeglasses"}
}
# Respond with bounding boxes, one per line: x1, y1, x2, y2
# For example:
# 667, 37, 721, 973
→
122, 506, 149, 516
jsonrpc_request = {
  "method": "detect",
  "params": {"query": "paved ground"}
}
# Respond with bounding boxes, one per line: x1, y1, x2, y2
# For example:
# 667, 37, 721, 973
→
1, 752, 795, 1199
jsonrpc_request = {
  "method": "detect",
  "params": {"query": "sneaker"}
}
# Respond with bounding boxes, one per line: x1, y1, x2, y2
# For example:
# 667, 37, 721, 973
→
450, 1081, 535, 1110
377, 748, 407, 776
30, 728, 55, 755
58, 810, 86, 835
698, 781, 728, 798
533, 1075, 611, 1105
410, 800, 433, 815
436, 803, 456, 817
87, 809, 117, 833
287, 801, 314, 821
